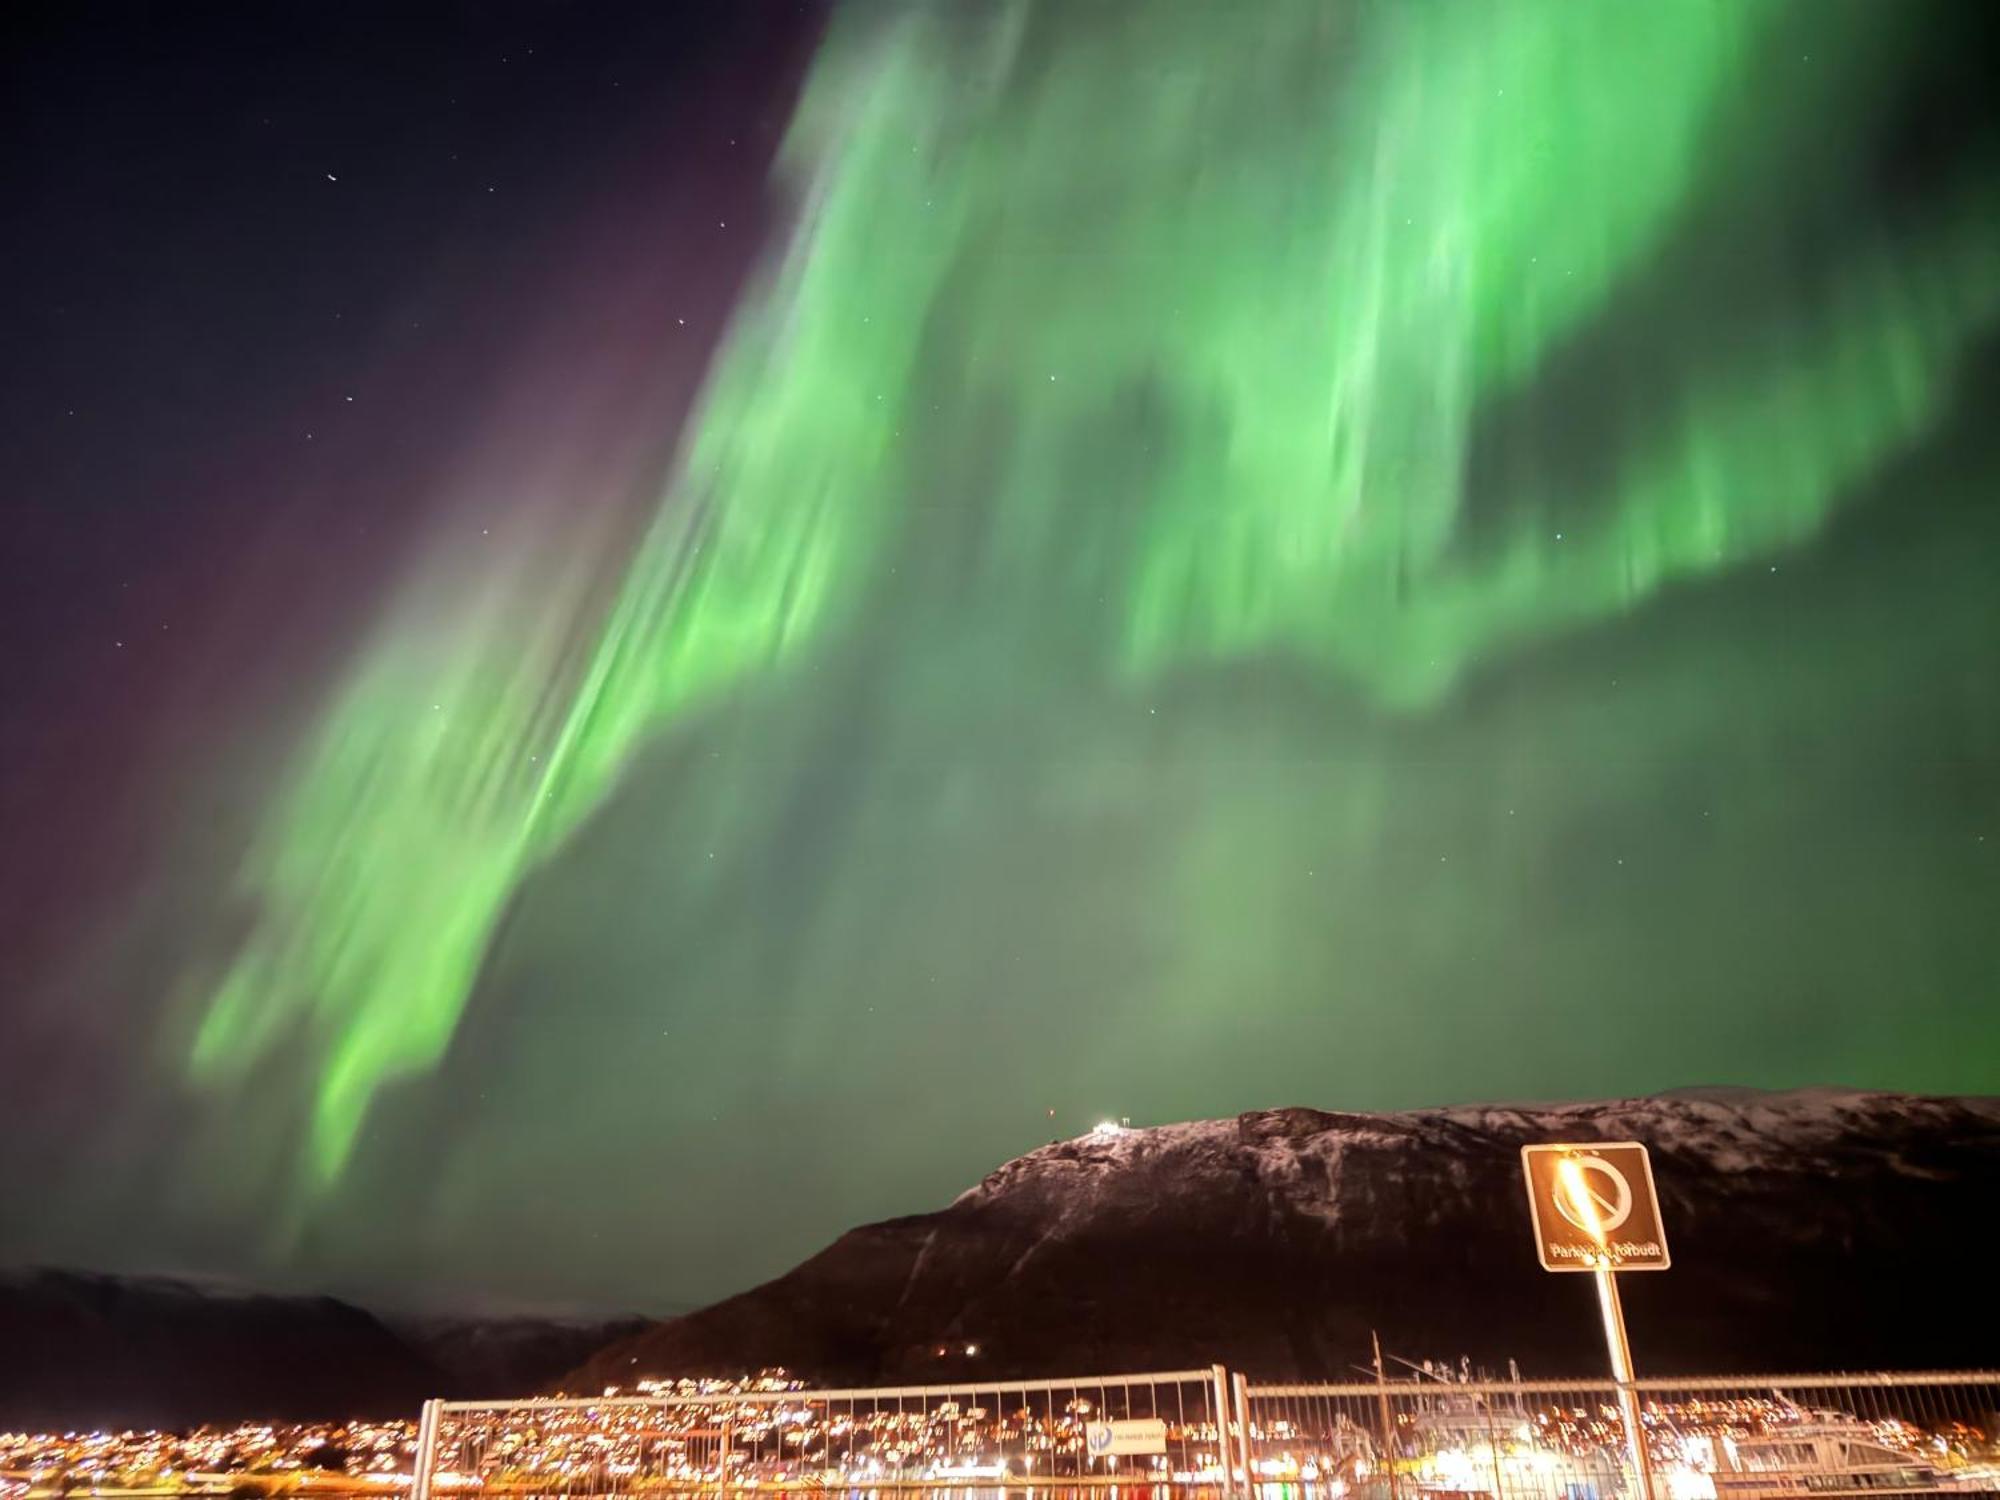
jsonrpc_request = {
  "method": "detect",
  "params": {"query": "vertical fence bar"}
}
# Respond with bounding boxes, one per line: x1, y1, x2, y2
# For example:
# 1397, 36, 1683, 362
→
410, 1398, 440, 1500
1233, 1370, 1254, 1491
1212, 1364, 1237, 1499
1372, 1332, 1401, 1500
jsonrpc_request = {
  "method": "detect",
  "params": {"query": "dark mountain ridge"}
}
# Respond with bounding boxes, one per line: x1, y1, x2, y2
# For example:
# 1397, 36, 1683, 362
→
0, 1268, 636, 1430
12, 1090, 1994, 1430
572, 1089, 2000, 1391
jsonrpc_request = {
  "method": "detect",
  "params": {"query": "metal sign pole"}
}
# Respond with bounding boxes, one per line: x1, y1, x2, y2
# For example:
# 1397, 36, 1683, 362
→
1594, 1263, 1655, 1500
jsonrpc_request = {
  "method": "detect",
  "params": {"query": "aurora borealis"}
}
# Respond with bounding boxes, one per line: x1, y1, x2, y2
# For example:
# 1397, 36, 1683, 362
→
4, 0, 1999, 1313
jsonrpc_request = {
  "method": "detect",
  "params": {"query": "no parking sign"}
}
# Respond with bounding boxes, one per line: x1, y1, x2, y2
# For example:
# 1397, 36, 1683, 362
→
1521, 1141, 1670, 1272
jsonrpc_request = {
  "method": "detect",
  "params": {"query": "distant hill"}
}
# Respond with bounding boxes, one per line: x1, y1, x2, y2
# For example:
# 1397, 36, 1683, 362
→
389, 1312, 648, 1399
0, 1269, 636, 1430
570, 1089, 2000, 1390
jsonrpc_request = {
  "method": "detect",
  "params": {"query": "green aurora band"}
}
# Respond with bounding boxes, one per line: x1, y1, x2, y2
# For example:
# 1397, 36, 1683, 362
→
185, 0, 2000, 1191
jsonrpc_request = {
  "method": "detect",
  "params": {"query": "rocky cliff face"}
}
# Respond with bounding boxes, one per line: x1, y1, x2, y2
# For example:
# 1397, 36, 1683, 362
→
571, 1089, 2000, 1390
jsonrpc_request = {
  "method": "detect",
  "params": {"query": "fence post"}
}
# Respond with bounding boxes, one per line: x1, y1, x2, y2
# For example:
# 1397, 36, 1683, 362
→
1211, 1364, 1237, 1500
411, 1398, 441, 1500
1232, 1371, 1254, 1493
1372, 1332, 1401, 1500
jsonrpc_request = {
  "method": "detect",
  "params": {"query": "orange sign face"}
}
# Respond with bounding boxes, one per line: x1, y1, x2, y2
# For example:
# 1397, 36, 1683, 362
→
1520, 1142, 1670, 1272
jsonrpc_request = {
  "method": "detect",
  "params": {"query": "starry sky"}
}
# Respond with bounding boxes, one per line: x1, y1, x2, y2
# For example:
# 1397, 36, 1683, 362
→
2, 0, 1998, 1319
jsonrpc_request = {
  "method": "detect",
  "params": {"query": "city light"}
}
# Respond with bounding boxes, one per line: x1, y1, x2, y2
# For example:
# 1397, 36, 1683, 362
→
7, 1384, 1993, 1499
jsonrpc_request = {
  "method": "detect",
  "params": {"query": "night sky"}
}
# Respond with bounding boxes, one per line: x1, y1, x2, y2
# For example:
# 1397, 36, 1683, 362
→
3, 1, 1999, 1319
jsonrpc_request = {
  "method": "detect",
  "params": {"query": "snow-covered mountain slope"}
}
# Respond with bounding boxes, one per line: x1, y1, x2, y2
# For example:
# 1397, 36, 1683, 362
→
573, 1090, 2000, 1389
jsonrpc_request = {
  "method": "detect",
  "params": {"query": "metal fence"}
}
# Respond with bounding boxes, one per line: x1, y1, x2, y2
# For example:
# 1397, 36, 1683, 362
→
414, 1366, 1236, 1496
410, 1368, 2000, 1499
1239, 1372, 2000, 1500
